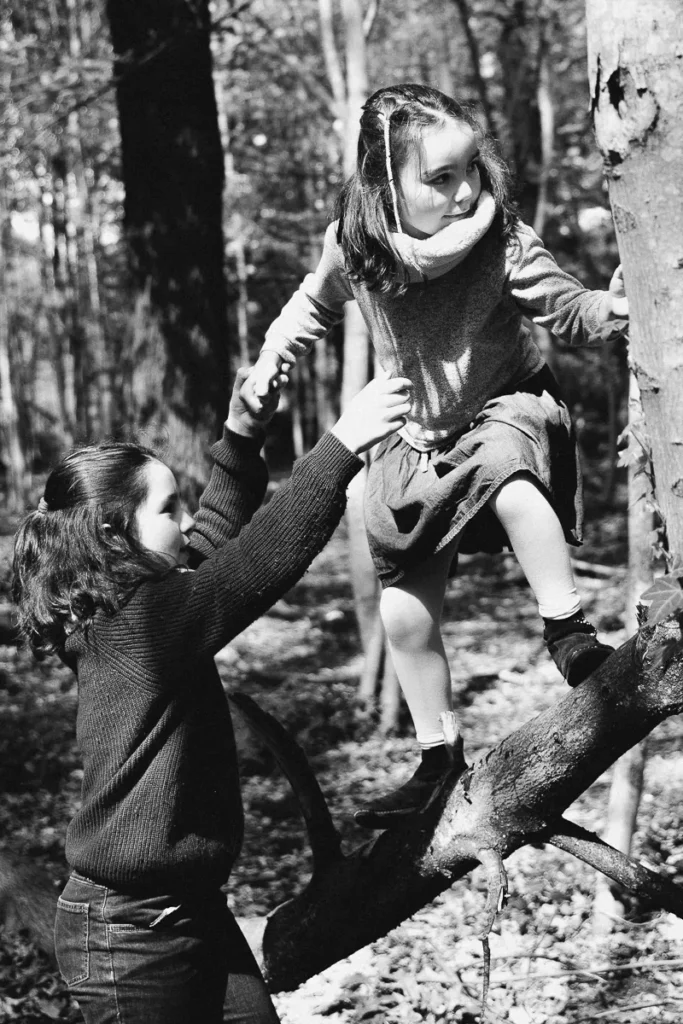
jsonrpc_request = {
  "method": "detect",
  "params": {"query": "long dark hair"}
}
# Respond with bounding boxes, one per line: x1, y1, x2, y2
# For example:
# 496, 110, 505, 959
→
335, 83, 518, 295
12, 440, 173, 656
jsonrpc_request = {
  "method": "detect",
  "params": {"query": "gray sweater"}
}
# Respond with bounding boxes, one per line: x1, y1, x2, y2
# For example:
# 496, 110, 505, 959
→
263, 219, 616, 450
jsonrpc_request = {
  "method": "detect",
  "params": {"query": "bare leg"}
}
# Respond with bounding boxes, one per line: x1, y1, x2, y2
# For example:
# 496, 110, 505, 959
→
489, 472, 613, 685
488, 472, 580, 618
354, 535, 464, 828
379, 534, 461, 748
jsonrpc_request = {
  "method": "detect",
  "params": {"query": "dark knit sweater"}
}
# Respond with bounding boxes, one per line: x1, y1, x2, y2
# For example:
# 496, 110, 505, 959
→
63, 427, 360, 894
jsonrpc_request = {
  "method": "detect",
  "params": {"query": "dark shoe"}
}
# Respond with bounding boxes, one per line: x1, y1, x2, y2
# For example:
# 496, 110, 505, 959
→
354, 745, 467, 830
544, 617, 614, 687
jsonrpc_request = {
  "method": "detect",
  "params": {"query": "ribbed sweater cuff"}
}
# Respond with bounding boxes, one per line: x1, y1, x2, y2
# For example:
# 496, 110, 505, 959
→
211, 425, 266, 464
303, 431, 363, 488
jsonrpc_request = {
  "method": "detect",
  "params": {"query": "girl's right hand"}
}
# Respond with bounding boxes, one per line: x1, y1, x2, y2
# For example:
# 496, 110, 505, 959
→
331, 372, 413, 455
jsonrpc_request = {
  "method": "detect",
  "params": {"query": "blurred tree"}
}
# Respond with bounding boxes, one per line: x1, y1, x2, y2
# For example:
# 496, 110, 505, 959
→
0, 0, 121, 464
593, 372, 653, 935
64, 0, 111, 438
0, 182, 28, 511
105, 0, 231, 494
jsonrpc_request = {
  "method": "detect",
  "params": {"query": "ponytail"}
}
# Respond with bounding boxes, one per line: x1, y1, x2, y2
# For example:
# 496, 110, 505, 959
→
12, 441, 172, 656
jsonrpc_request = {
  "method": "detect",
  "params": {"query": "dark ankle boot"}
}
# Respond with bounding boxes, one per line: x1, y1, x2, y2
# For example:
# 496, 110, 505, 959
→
354, 744, 467, 830
544, 613, 614, 687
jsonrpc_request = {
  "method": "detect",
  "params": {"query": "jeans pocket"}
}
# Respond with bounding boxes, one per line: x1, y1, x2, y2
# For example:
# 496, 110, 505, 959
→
104, 891, 185, 933
55, 897, 89, 987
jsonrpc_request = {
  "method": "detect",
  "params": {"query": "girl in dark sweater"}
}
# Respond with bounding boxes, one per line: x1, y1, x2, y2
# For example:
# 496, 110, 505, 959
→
12, 367, 411, 1024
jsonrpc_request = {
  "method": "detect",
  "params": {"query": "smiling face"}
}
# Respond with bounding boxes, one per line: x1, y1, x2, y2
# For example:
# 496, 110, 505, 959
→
133, 459, 195, 566
396, 119, 482, 239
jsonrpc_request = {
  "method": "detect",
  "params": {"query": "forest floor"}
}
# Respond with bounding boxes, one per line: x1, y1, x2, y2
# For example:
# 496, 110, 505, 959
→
1, 485, 683, 1024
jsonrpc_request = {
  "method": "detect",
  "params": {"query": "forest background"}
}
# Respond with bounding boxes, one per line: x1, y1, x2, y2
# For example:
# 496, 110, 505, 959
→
2, 1, 682, 1023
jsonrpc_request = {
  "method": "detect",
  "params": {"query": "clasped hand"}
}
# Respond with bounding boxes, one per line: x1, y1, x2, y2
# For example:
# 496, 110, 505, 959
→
238, 356, 413, 455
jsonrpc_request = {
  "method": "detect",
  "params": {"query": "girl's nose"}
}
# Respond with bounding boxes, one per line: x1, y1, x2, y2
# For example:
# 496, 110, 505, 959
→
181, 510, 196, 534
454, 179, 472, 204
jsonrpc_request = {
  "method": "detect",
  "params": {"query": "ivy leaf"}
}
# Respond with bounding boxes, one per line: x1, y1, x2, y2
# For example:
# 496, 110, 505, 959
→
617, 445, 647, 469
649, 638, 682, 676
593, 319, 629, 343
640, 576, 683, 624
668, 554, 683, 577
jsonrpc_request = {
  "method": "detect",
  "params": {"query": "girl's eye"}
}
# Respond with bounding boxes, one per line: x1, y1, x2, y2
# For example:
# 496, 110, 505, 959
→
467, 160, 480, 175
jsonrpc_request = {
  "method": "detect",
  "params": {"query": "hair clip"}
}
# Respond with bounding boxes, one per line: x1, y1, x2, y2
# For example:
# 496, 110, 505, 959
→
37, 497, 49, 513
378, 110, 402, 233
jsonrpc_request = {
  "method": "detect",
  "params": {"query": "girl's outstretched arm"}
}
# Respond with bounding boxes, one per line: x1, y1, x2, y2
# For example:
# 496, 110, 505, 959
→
244, 222, 353, 411
188, 366, 291, 560
101, 375, 411, 676
506, 224, 629, 345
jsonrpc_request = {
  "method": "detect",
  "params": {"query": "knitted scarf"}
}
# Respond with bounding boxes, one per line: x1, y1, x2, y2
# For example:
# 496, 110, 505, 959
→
392, 190, 496, 283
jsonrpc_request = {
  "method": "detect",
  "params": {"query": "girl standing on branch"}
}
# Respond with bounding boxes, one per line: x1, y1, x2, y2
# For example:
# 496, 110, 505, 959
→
244, 83, 629, 830
11, 366, 411, 1024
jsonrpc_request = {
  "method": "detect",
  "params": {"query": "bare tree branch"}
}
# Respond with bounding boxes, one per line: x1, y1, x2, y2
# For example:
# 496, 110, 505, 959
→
229, 692, 343, 871
546, 818, 683, 916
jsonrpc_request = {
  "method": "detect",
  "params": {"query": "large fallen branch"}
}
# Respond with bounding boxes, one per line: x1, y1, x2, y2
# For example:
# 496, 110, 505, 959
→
233, 618, 683, 992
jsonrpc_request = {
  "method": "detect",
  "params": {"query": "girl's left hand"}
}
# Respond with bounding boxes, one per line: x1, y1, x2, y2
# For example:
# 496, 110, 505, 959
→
608, 265, 629, 319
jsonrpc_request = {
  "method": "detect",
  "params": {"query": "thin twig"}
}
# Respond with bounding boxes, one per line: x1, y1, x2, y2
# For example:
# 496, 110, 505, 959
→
570, 558, 628, 577
475, 847, 508, 1023
590, 997, 683, 1020
481, 957, 683, 986
426, 938, 508, 1024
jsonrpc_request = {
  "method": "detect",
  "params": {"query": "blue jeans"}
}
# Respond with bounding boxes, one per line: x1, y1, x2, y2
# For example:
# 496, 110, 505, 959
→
55, 873, 280, 1024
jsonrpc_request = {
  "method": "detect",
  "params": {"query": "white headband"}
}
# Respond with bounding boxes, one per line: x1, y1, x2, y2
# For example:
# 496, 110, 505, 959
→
379, 112, 403, 234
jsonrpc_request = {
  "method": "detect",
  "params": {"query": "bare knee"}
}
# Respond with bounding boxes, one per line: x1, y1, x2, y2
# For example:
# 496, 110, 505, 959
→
489, 471, 542, 522
380, 586, 440, 651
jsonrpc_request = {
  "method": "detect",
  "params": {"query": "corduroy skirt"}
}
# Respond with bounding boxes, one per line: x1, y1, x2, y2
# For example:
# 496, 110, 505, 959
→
364, 365, 583, 588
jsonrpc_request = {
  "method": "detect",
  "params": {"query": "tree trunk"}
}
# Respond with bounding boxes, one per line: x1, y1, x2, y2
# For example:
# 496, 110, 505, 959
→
0, 184, 28, 511
44, 167, 77, 444
317, 0, 380, 662
105, 0, 231, 495
451, 0, 495, 132
586, 0, 683, 553
213, 56, 251, 371
241, 622, 683, 990
533, 34, 554, 237
341, 301, 378, 654
65, 0, 112, 437
593, 371, 653, 933
496, 0, 542, 216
